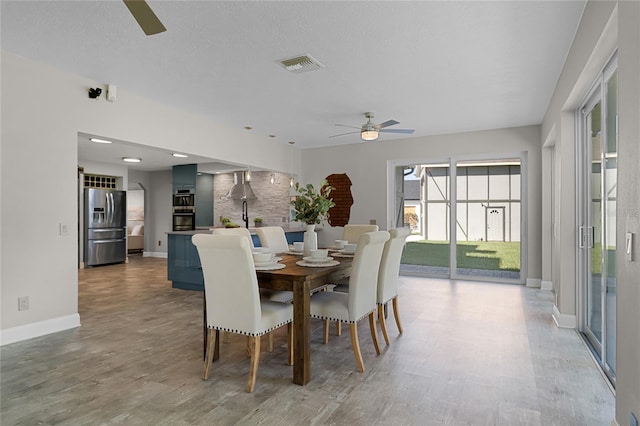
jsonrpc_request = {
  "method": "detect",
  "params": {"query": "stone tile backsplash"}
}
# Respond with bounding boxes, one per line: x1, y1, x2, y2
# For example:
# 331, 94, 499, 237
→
213, 171, 299, 228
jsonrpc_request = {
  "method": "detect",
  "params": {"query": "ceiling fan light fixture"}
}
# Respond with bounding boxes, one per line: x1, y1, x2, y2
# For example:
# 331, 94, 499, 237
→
361, 129, 379, 141
90, 138, 112, 144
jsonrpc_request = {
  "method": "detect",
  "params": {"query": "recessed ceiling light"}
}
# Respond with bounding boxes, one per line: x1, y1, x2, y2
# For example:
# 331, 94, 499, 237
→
244, 126, 253, 130
172, 153, 188, 158
90, 138, 112, 144
122, 157, 142, 163
269, 134, 276, 138
288, 141, 295, 145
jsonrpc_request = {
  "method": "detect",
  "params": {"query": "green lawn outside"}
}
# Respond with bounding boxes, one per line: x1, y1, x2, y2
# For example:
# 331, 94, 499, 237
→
401, 240, 521, 271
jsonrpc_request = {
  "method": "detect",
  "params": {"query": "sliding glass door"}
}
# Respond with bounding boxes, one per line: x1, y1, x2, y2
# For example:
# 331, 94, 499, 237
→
454, 159, 521, 281
397, 157, 524, 283
579, 54, 617, 384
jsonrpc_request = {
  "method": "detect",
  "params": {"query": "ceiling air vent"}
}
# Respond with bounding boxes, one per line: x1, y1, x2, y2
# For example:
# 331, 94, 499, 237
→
277, 54, 325, 74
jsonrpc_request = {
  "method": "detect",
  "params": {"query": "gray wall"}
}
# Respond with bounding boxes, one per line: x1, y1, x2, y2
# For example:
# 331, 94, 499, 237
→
540, 2, 639, 420
300, 125, 542, 282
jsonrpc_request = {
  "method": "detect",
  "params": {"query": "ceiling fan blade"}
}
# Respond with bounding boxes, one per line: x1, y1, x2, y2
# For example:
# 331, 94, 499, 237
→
377, 119, 400, 129
334, 123, 362, 130
379, 128, 415, 134
328, 131, 360, 138
123, 0, 167, 36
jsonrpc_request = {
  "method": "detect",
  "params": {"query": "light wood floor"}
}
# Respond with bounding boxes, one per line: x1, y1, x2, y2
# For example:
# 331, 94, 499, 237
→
1, 256, 614, 425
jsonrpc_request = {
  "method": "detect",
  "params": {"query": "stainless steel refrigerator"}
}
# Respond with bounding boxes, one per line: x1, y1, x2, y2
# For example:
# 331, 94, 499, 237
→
84, 188, 127, 266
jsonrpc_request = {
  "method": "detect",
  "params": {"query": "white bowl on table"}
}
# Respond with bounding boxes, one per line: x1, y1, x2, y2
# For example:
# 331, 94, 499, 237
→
342, 244, 357, 254
310, 249, 329, 259
252, 250, 273, 263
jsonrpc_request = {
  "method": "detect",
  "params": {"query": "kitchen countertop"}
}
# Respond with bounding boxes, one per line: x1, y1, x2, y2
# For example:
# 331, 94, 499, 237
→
167, 226, 313, 235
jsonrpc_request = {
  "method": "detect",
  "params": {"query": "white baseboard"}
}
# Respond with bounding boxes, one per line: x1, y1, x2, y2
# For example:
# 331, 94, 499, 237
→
541, 280, 553, 291
526, 278, 541, 288
552, 305, 576, 329
143, 251, 167, 258
0, 314, 81, 346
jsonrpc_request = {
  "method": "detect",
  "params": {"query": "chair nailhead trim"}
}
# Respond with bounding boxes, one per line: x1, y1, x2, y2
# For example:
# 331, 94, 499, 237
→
310, 309, 375, 324
208, 319, 292, 337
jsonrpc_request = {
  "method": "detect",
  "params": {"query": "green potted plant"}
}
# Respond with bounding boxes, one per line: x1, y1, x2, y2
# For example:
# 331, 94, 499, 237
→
253, 217, 263, 227
291, 180, 335, 256
291, 180, 335, 225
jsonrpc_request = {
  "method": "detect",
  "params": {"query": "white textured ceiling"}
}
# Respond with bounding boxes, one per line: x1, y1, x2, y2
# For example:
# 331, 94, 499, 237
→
1, 0, 585, 170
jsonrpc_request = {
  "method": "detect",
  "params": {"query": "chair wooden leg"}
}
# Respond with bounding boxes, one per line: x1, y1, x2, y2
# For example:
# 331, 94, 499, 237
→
378, 304, 391, 346
287, 323, 293, 366
349, 323, 365, 372
392, 297, 403, 334
267, 332, 274, 352
369, 312, 381, 355
247, 336, 260, 393
336, 321, 342, 336
202, 328, 217, 380
323, 320, 329, 344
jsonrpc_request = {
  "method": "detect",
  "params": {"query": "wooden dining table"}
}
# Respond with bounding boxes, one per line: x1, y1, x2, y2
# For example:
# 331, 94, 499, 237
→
256, 253, 353, 385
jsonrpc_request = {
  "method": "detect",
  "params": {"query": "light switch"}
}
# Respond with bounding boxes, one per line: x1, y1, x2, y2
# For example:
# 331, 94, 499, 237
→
59, 223, 70, 236
626, 232, 634, 261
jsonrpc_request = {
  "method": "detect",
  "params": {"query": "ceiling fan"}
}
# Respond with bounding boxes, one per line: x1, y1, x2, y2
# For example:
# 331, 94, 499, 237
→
329, 112, 415, 141
123, 0, 166, 36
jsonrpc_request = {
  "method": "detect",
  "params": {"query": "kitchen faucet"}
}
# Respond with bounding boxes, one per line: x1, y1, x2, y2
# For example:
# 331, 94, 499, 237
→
242, 199, 249, 229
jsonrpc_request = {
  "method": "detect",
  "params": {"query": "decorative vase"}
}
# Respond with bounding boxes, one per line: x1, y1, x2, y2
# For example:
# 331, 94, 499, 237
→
303, 224, 318, 257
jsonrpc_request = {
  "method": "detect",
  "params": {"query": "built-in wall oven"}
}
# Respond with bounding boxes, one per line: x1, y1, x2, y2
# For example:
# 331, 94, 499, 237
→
173, 189, 195, 231
173, 189, 195, 208
173, 211, 195, 231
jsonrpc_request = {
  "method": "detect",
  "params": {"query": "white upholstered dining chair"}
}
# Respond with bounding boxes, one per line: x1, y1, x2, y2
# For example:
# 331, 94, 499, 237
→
211, 227, 254, 247
332, 223, 380, 335
255, 226, 290, 254
376, 227, 410, 345
333, 228, 409, 345
212, 227, 292, 305
309, 230, 389, 372
192, 233, 293, 393
342, 224, 379, 244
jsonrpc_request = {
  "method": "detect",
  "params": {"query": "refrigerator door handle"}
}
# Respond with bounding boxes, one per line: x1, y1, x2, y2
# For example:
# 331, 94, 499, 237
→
92, 238, 126, 244
108, 192, 113, 224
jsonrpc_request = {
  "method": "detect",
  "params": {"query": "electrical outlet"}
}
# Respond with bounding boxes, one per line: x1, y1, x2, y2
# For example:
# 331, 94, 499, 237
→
158, 240, 162, 246
18, 296, 29, 311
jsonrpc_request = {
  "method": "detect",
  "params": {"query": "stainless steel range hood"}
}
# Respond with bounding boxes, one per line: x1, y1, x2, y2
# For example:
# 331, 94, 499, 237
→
223, 172, 256, 200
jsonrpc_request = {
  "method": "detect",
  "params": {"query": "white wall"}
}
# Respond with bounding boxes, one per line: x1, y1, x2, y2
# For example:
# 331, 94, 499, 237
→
0, 51, 300, 343
145, 170, 172, 256
300, 125, 542, 281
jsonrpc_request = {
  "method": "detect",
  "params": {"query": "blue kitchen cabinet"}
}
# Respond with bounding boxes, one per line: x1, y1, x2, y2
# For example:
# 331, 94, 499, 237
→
167, 233, 203, 291
172, 164, 197, 189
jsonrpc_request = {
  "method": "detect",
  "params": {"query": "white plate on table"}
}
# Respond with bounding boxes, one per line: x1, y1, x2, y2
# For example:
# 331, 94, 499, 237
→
255, 262, 286, 271
332, 252, 354, 258
338, 249, 357, 255
287, 250, 304, 255
296, 260, 340, 268
302, 256, 334, 264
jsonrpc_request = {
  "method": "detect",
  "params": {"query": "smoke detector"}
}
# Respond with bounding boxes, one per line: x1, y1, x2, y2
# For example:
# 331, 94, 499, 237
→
276, 54, 325, 74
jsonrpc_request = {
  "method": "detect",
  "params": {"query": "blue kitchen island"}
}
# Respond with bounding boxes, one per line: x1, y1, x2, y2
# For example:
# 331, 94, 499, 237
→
167, 228, 305, 291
